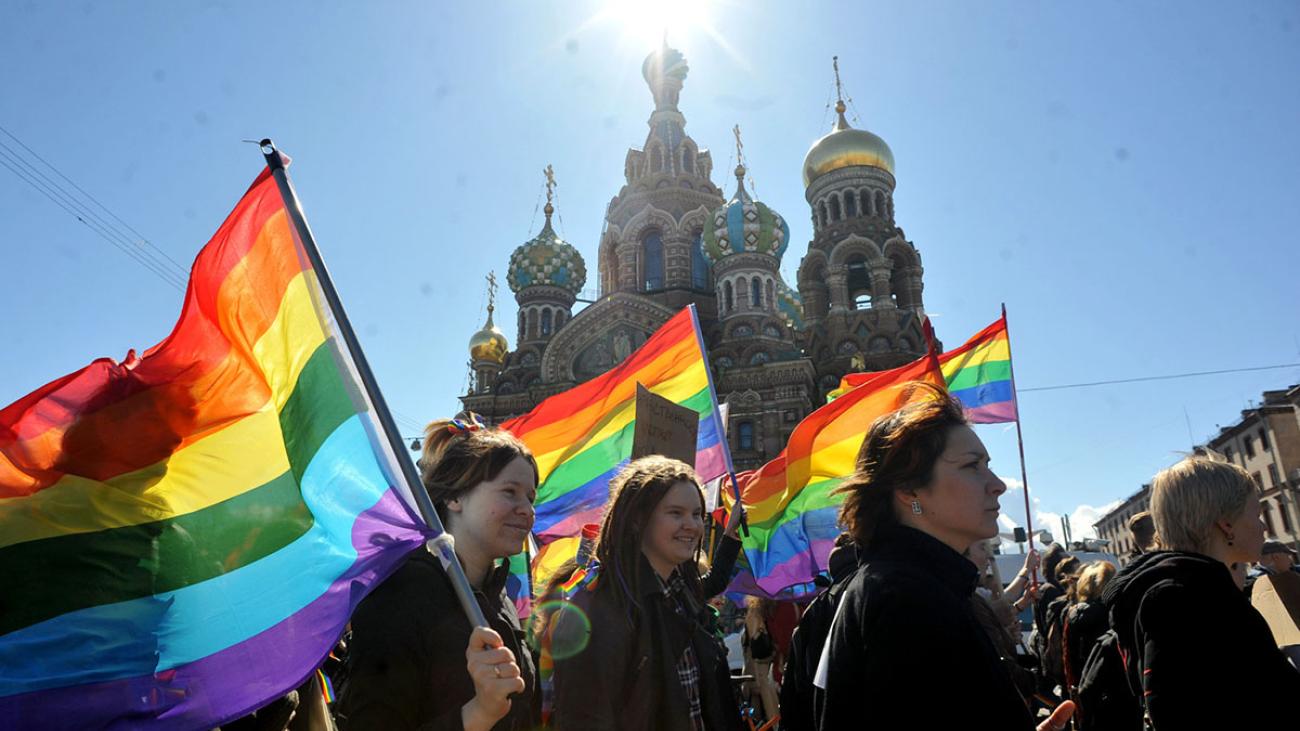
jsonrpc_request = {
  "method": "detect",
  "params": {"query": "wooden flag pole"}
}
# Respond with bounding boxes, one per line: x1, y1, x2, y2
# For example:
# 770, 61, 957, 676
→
1002, 303, 1039, 586
260, 140, 489, 629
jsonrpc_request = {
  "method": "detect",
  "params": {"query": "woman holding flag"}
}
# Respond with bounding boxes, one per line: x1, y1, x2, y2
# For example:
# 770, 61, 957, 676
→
338, 414, 541, 731
815, 383, 1074, 730
548, 456, 744, 731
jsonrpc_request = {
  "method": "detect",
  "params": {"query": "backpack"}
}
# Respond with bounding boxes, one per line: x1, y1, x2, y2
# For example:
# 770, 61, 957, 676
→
1041, 596, 1070, 684
1073, 629, 1142, 731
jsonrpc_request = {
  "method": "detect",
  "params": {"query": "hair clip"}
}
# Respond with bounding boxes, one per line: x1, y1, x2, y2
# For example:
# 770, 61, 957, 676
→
447, 413, 487, 435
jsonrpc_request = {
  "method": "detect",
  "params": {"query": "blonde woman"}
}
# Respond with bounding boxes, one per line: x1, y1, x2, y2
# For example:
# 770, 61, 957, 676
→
1061, 561, 1116, 697
1103, 456, 1300, 728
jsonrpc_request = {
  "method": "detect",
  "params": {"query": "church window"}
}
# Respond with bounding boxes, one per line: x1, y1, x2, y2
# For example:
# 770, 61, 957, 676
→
751, 276, 762, 307
838, 340, 859, 355
844, 193, 857, 218
724, 280, 734, 312
683, 149, 694, 174
862, 189, 873, 215
732, 324, 754, 338
829, 196, 842, 221
643, 232, 664, 290
847, 256, 872, 309
518, 311, 525, 340
692, 231, 710, 289
527, 308, 538, 338
763, 324, 781, 338
717, 355, 734, 368
520, 351, 538, 366
651, 146, 663, 173
738, 421, 755, 451
541, 308, 553, 336
749, 351, 770, 365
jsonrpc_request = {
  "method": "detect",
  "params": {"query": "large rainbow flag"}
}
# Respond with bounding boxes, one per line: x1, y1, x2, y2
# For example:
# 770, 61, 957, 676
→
502, 305, 729, 591
0, 166, 429, 729
731, 352, 944, 596
831, 314, 1017, 424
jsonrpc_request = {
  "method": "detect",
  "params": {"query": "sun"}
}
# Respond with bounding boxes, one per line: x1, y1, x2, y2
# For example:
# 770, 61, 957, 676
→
587, 0, 719, 51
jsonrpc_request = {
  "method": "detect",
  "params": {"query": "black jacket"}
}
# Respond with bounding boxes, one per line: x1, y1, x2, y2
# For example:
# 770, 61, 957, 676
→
779, 550, 860, 731
1103, 550, 1300, 729
1062, 600, 1108, 692
817, 525, 1033, 730
337, 548, 539, 731
550, 554, 743, 731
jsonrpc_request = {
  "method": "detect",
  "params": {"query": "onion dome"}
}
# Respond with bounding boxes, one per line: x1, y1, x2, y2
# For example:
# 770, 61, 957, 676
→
801, 99, 895, 186
774, 280, 805, 331
642, 42, 689, 89
507, 201, 587, 295
468, 303, 508, 364
701, 164, 790, 265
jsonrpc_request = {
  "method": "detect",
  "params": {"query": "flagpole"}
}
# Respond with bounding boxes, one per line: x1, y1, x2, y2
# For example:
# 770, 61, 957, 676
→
687, 303, 748, 536
1002, 303, 1039, 585
260, 140, 489, 629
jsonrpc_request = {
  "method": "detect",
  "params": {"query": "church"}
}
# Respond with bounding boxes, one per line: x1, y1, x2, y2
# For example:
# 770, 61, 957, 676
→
462, 43, 930, 470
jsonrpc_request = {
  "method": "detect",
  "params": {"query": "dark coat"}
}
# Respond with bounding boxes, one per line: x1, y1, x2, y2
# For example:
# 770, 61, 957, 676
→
549, 553, 743, 731
337, 548, 539, 731
779, 557, 859, 731
1103, 550, 1300, 729
817, 525, 1034, 730
1062, 599, 1108, 693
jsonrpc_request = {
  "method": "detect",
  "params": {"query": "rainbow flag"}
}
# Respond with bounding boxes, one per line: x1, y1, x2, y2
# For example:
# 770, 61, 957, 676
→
501, 305, 729, 586
731, 353, 944, 596
830, 314, 1017, 424
937, 314, 1016, 424
0, 166, 429, 729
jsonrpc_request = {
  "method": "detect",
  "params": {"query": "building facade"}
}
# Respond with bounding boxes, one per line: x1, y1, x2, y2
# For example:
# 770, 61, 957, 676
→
462, 44, 929, 469
1093, 485, 1151, 560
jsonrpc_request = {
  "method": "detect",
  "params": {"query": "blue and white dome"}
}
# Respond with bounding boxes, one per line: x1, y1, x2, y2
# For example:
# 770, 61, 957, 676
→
701, 165, 790, 265
507, 204, 587, 295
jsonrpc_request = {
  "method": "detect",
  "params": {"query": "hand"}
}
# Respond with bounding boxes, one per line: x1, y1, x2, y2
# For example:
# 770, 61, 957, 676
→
724, 502, 745, 539
1021, 549, 1041, 575
461, 627, 525, 731
1036, 700, 1075, 731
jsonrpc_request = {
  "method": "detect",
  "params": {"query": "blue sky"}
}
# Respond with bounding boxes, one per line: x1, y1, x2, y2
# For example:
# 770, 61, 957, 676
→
2, 1, 1298, 540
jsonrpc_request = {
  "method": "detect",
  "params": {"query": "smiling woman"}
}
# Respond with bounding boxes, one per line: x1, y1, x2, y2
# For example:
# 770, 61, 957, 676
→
338, 414, 542, 731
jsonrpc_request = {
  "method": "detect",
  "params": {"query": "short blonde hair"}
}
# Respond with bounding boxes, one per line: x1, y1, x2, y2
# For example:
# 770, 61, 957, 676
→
1150, 456, 1255, 554
1074, 561, 1116, 603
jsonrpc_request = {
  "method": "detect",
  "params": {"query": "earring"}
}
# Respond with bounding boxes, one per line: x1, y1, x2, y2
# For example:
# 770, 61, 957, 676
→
911, 500, 923, 515
1227, 535, 1234, 546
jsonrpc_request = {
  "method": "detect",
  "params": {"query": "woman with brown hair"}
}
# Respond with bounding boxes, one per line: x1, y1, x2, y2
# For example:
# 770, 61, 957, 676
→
338, 415, 540, 731
816, 383, 1073, 730
548, 455, 742, 731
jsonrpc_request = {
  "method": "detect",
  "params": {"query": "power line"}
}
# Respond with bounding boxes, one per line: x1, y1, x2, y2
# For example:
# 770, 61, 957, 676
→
1020, 363, 1300, 394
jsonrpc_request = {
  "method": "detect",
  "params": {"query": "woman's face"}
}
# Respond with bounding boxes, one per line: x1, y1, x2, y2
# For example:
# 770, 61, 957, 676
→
913, 425, 1008, 553
446, 455, 537, 560
641, 480, 706, 579
1224, 492, 1266, 564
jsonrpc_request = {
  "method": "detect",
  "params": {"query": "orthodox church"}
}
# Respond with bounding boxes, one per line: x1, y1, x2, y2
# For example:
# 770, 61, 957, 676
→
462, 44, 929, 470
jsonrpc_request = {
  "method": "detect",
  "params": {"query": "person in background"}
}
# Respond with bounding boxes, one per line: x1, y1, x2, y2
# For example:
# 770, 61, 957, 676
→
1033, 543, 1069, 642
1125, 511, 1157, 564
1250, 540, 1300, 668
1246, 539, 1298, 597
968, 540, 1040, 701
338, 416, 539, 731
742, 597, 781, 724
548, 456, 742, 731
1104, 456, 1300, 728
815, 382, 1073, 730
1061, 561, 1117, 701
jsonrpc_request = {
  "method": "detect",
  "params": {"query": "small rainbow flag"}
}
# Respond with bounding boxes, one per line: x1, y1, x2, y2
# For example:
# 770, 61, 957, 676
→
937, 314, 1016, 424
0, 165, 428, 729
830, 314, 1017, 425
502, 305, 729, 589
730, 352, 944, 596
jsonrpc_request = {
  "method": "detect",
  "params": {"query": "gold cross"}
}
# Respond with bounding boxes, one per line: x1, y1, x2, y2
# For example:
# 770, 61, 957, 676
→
486, 270, 498, 311
543, 164, 556, 207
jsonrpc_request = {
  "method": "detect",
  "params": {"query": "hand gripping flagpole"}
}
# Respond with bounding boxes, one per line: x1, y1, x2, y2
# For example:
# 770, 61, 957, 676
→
1002, 303, 1039, 586
260, 140, 489, 629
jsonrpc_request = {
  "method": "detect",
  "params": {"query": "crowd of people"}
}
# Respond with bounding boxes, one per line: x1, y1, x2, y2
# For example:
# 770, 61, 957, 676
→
221, 383, 1300, 730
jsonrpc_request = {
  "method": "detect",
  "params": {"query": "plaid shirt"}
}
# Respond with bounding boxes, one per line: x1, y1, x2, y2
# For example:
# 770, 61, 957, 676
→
664, 570, 706, 731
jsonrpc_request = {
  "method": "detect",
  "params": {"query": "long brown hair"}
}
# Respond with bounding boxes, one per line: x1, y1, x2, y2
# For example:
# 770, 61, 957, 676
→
419, 413, 538, 522
593, 455, 705, 610
834, 382, 967, 548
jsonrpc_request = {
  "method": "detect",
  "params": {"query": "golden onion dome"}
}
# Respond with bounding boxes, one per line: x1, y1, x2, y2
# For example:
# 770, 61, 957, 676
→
468, 305, 508, 364
802, 101, 895, 187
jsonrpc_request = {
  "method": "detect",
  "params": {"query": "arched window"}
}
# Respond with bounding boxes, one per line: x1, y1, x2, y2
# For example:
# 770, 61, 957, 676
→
862, 189, 874, 215
518, 311, 525, 341
651, 146, 663, 173
844, 192, 857, 218
818, 201, 828, 228
683, 149, 694, 174
847, 256, 872, 309
829, 196, 842, 221
691, 231, 710, 289
526, 308, 538, 338
738, 421, 755, 451
643, 231, 664, 290
541, 308, 553, 336
724, 280, 734, 312
751, 276, 762, 307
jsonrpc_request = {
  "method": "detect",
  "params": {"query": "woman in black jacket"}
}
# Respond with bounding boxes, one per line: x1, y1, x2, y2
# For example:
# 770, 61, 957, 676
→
548, 456, 743, 731
338, 415, 540, 731
816, 382, 1073, 731
1103, 456, 1300, 729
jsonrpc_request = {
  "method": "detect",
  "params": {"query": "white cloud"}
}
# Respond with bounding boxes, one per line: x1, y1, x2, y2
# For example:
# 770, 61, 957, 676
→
994, 473, 1121, 550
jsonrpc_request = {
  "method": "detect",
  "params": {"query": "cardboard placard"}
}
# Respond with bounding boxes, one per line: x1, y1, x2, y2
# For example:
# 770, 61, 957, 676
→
631, 383, 699, 465
1252, 571, 1300, 647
